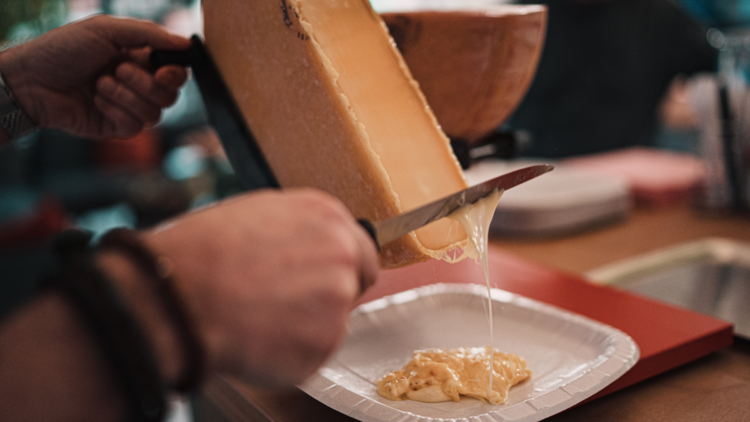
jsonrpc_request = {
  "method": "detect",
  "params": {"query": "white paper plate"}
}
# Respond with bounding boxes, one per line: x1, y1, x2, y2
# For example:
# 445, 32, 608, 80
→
300, 283, 639, 422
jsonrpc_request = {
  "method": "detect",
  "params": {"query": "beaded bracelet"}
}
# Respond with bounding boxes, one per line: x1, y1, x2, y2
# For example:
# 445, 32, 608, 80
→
46, 229, 166, 422
98, 228, 205, 393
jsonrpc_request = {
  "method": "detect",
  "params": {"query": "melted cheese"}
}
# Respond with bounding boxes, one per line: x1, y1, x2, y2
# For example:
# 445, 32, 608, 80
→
377, 347, 531, 405
445, 189, 503, 265
378, 190, 532, 405
447, 189, 503, 397
203, 0, 468, 268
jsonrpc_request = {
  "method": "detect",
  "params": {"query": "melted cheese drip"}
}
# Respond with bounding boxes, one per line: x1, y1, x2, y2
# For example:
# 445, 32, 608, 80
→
376, 347, 531, 405
444, 189, 504, 265
377, 190, 532, 405
447, 189, 504, 397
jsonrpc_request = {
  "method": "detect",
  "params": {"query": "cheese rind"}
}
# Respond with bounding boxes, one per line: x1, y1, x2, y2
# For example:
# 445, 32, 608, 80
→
203, 0, 469, 267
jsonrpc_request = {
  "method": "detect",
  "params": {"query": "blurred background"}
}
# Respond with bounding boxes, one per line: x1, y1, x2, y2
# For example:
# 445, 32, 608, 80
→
1, 0, 750, 248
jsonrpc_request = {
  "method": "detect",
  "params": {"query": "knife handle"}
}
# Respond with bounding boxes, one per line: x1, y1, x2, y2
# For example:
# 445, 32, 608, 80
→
150, 34, 202, 69
357, 219, 380, 251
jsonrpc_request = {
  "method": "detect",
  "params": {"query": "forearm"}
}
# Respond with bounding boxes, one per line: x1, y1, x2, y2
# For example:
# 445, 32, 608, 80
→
0, 292, 127, 422
0, 249, 190, 421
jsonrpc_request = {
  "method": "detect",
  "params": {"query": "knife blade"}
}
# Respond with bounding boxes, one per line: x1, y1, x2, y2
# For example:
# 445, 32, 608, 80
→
360, 164, 553, 248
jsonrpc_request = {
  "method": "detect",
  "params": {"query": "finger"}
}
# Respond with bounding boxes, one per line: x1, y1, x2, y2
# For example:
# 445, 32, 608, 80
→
94, 94, 145, 139
292, 188, 380, 293
127, 48, 189, 90
97, 74, 162, 126
155, 66, 188, 91
115, 62, 182, 108
128, 46, 154, 70
87, 15, 191, 51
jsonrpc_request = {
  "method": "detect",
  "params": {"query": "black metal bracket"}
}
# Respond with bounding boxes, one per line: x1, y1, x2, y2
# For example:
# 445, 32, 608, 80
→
151, 35, 279, 191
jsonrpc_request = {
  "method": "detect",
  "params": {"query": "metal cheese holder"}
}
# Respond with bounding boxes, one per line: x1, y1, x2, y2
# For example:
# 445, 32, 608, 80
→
151, 35, 279, 191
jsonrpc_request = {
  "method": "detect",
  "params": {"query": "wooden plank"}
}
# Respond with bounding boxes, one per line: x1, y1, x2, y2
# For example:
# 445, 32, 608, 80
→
490, 206, 750, 274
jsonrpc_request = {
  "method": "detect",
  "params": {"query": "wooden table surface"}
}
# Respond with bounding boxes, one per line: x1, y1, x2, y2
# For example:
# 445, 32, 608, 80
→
490, 205, 750, 274
193, 205, 750, 422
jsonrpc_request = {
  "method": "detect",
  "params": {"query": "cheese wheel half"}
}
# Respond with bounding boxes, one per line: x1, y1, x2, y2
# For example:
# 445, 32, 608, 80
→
203, 0, 469, 268
382, 7, 547, 142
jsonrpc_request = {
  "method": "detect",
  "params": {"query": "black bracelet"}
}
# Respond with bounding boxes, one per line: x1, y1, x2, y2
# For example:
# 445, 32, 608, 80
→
98, 228, 205, 393
44, 229, 166, 422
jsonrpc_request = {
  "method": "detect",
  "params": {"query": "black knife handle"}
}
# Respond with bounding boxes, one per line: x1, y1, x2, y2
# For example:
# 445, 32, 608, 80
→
150, 35, 201, 69
357, 219, 380, 251
150, 49, 192, 69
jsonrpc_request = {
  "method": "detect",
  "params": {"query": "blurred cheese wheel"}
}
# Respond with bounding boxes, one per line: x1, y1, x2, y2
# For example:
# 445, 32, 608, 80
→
383, 6, 546, 142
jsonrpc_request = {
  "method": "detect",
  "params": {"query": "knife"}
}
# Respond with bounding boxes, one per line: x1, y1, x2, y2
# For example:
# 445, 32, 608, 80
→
359, 164, 553, 248
150, 38, 553, 248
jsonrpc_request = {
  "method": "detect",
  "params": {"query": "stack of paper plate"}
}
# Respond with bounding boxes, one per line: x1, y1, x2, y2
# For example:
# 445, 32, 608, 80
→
464, 160, 631, 237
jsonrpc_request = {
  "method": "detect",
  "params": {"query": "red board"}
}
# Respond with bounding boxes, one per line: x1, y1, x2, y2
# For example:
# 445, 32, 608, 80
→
358, 246, 734, 399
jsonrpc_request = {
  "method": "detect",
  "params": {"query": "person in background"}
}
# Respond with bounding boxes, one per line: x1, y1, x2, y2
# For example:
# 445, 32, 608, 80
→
508, 0, 718, 158
0, 15, 379, 422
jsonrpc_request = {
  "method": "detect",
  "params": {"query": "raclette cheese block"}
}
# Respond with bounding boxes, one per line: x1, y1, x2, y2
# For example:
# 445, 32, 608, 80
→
203, 0, 469, 268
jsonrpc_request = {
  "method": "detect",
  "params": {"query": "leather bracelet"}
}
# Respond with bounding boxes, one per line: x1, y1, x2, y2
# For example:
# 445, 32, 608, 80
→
98, 228, 205, 393
46, 229, 166, 422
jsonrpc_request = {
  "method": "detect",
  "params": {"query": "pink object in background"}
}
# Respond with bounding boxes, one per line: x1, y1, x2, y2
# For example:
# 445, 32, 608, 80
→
564, 147, 706, 207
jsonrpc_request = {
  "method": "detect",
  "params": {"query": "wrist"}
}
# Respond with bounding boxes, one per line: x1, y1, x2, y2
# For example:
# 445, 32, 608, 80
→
96, 251, 185, 388
0, 45, 41, 133
140, 231, 226, 376
96, 229, 207, 392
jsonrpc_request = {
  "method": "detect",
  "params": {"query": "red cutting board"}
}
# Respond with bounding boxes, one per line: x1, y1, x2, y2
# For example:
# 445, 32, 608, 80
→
357, 246, 734, 400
